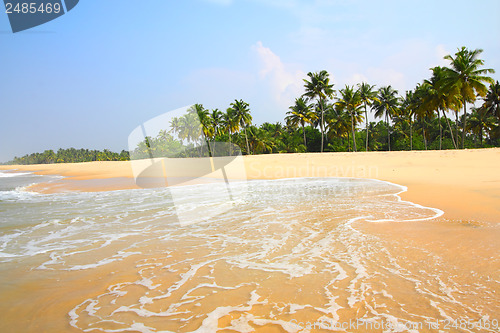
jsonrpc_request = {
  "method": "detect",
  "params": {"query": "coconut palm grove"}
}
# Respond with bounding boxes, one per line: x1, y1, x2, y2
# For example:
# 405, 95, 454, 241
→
7, 47, 500, 164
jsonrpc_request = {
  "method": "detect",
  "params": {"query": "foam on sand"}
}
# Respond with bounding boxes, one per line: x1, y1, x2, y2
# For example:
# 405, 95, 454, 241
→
0, 177, 498, 332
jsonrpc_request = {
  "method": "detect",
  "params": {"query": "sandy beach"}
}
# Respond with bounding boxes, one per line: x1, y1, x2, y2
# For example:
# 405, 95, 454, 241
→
2, 148, 499, 223
1, 148, 499, 332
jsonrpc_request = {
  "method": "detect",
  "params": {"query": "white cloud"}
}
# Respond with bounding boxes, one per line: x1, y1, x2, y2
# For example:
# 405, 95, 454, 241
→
252, 41, 306, 112
346, 73, 369, 86
434, 44, 451, 67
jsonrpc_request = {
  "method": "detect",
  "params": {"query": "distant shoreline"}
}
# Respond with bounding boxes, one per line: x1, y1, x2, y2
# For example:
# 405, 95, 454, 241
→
1, 148, 499, 224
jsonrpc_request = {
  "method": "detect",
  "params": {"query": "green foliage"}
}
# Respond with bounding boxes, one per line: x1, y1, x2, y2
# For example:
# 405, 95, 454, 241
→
6, 148, 130, 165
483, 81, 500, 121
131, 131, 184, 159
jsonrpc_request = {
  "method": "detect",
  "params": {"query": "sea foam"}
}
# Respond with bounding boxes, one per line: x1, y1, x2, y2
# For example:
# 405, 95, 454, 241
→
1, 177, 495, 332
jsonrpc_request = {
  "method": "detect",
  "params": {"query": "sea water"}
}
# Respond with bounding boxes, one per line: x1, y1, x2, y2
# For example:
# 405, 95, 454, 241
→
0, 170, 498, 332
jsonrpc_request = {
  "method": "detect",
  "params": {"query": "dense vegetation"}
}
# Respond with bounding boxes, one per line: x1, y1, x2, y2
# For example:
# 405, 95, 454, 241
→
5, 148, 130, 165
6, 46, 499, 165
132, 46, 498, 158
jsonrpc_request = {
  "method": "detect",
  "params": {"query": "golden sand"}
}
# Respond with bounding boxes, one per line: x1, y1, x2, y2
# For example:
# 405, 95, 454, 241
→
2, 148, 499, 223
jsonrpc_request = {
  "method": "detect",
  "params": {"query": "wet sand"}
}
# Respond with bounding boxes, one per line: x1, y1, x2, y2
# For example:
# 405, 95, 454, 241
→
1, 149, 499, 332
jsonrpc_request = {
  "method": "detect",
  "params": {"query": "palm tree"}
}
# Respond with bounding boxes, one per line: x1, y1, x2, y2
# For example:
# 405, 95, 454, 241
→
286, 97, 316, 149
222, 107, 239, 155
210, 109, 223, 138
441, 47, 495, 148
261, 122, 283, 139
303, 70, 335, 152
229, 99, 252, 154
246, 126, 274, 154
482, 81, 500, 122
467, 108, 497, 146
423, 67, 462, 149
373, 86, 400, 151
259, 122, 283, 153
184, 105, 209, 154
171, 112, 201, 148
170, 117, 183, 144
193, 104, 213, 140
325, 104, 350, 150
314, 99, 335, 150
400, 90, 417, 150
412, 84, 435, 150
358, 82, 378, 151
208, 108, 223, 155
336, 85, 363, 152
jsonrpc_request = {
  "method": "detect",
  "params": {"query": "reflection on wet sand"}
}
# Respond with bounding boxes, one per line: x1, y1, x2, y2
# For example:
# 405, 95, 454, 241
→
1, 178, 498, 332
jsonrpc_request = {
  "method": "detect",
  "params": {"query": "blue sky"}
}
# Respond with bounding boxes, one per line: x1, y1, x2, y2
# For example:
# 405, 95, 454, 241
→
1, 0, 499, 161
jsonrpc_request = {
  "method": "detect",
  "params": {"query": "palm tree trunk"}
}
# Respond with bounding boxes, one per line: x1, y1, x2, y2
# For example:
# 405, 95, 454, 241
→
302, 123, 307, 149
351, 112, 357, 152
212, 132, 218, 156
410, 117, 413, 151
386, 113, 391, 151
206, 139, 212, 157
320, 100, 324, 153
347, 132, 350, 152
461, 101, 467, 149
423, 127, 427, 150
244, 127, 250, 155
364, 102, 369, 151
443, 111, 457, 149
455, 111, 460, 149
212, 126, 217, 156
438, 109, 442, 150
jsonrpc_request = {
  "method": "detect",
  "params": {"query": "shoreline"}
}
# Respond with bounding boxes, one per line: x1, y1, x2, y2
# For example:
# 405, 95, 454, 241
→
1, 148, 499, 223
